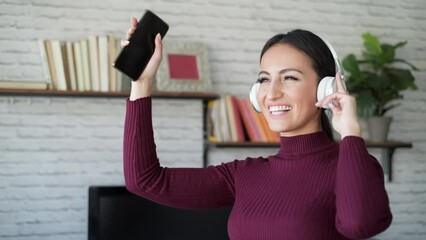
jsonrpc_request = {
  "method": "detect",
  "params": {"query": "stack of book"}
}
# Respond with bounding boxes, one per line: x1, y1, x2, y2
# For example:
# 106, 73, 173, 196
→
39, 35, 131, 92
207, 95, 280, 143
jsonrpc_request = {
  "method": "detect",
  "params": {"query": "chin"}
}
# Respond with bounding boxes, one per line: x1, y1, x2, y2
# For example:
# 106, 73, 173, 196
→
268, 123, 289, 133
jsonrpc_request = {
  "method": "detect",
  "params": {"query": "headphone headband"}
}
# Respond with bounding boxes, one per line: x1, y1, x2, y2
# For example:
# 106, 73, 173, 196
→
319, 37, 344, 77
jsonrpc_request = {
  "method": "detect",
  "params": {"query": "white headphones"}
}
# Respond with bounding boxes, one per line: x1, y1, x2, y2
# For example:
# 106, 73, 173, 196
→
249, 37, 344, 112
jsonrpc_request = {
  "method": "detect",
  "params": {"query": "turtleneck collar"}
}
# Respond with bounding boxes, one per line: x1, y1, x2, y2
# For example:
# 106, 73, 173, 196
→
276, 131, 337, 158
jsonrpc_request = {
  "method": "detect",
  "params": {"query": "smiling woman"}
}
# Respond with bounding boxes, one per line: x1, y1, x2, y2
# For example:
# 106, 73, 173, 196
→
123, 17, 392, 239
257, 44, 322, 137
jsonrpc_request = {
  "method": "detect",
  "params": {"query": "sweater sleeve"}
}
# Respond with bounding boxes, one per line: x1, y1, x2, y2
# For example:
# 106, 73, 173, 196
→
123, 97, 238, 210
335, 136, 393, 239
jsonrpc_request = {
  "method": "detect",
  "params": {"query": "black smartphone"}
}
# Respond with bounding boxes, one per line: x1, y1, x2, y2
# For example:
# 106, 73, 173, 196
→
113, 10, 169, 81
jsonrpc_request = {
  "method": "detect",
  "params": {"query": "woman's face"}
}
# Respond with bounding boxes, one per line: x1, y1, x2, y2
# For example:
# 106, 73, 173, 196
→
257, 43, 322, 136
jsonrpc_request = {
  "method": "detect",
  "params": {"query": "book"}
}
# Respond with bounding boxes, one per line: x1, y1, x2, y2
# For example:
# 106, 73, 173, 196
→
108, 35, 117, 92
80, 39, 92, 91
237, 98, 261, 142
0, 81, 48, 90
44, 40, 57, 90
88, 35, 100, 91
231, 96, 246, 142
98, 36, 109, 92
240, 98, 263, 142
243, 98, 268, 142
115, 38, 123, 91
225, 95, 238, 142
207, 100, 219, 142
65, 41, 77, 91
50, 40, 67, 91
37, 39, 52, 87
218, 97, 231, 142
61, 44, 71, 90
73, 41, 85, 91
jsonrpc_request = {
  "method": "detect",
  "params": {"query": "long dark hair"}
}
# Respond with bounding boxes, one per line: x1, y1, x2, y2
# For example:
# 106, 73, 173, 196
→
260, 29, 335, 141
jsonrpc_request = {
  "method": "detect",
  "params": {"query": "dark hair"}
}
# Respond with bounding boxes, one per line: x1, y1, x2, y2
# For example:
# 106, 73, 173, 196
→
260, 29, 335, 141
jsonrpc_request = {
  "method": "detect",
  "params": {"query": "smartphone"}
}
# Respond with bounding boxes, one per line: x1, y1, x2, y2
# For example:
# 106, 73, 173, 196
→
114, 10, 169, 81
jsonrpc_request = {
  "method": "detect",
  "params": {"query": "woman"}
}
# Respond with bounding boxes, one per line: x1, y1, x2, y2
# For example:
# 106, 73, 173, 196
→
122, 17, 392, 239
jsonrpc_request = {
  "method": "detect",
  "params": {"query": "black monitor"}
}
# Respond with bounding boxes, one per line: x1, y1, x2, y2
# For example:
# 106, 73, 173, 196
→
88, 186, 232, 240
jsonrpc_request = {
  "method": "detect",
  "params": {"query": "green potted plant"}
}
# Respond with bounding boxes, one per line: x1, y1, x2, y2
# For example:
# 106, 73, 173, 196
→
342, 32, 418, 141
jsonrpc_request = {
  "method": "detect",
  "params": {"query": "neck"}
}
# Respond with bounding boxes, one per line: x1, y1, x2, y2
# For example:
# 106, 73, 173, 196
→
277, 131, 336, 158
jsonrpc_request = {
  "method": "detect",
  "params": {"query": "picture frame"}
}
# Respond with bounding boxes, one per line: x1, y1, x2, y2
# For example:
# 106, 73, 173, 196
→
155, 41, 213, 93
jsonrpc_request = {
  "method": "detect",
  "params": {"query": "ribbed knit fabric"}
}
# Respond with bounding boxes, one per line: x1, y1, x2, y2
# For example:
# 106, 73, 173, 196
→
123, 97, 392, 240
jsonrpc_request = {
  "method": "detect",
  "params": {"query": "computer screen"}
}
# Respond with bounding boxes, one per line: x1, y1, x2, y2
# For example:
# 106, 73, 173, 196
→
88, 186, 231, 240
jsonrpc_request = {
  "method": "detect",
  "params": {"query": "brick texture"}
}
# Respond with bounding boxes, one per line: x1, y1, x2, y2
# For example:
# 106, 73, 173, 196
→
0, 0, 425, 239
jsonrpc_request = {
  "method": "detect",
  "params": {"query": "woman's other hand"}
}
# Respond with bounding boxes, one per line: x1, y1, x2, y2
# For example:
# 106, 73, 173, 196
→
315, 72, 362, 139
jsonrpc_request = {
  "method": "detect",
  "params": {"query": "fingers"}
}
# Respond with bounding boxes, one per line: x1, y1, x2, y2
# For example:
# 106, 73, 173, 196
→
336, 72, 348, 93
120, 39, 129, 48
315, 92, 343, 110
121, 17, 138, 48
152, 33, 163, 61
130, 17, 138, 28
141, 33, 163, 75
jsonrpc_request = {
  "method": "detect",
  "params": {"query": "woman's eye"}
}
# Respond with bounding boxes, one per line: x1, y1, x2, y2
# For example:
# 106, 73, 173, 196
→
284, 76, 298, 81
257, 78, 269, 84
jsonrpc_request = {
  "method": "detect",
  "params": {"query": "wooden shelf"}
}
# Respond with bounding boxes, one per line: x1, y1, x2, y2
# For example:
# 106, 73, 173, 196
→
0, 88, 219, 100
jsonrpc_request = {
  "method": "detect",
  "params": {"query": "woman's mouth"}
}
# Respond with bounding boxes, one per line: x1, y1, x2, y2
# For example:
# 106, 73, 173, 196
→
269, 105, 292, 115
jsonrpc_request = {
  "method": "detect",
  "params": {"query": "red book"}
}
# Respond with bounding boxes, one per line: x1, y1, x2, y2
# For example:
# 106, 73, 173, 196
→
231, 96, 246, 142
237, 98, 256, 141
243, 98, 266, 142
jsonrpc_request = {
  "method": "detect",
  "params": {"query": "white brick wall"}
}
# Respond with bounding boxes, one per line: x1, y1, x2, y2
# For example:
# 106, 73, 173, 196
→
0, 0, 425, 239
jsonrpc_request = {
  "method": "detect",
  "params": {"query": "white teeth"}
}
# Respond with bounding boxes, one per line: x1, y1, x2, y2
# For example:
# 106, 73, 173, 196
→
269, 105, 292, 112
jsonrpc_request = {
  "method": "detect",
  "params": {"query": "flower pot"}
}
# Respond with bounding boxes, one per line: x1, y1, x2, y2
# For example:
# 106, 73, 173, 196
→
366, 116, 393, 142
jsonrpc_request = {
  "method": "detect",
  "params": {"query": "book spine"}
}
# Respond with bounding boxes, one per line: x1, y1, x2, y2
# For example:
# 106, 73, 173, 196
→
66, 41, 77, 91
231, 96, 246, 142
98, 36, 109, 92
88, 36, 100, 91
108, 35, 117, 92
238, 98, 261, 142
51, 40, 67, 91
80, 39, 92, 91
44, 40, 58, 90
73, 41, 85, 91
37, 39, 52, 87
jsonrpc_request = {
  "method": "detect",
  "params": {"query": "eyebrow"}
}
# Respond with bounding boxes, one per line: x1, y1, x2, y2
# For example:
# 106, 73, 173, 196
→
258, 68, 303, 76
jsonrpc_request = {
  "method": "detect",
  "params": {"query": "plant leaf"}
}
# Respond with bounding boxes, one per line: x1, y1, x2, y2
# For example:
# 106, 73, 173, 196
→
393, 59, 419, 71
355, 91, 378, 117
393, 41, 407, 49
380, 44, 395, 64
342, 54, 363, 80
385, 68, 418, 90
363, 32, 382, 55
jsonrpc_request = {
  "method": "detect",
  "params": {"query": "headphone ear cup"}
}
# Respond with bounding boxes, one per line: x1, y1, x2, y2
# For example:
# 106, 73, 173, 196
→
317, 76, 336, 109
249, 83, 262, 112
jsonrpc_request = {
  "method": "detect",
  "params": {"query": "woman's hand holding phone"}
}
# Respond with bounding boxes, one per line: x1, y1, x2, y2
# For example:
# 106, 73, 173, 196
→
115, 12, 168, 101
120, 16, 166, 100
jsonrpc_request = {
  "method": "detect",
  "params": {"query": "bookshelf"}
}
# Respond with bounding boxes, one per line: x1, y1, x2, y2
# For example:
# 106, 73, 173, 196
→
0, 88, 218, 100
210, 140, 412, 182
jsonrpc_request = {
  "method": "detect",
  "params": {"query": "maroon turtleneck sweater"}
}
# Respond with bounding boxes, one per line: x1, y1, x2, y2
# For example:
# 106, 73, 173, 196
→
123, 97, 392, 240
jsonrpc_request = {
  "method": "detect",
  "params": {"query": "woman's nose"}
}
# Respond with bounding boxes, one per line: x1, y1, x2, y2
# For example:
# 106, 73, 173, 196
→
266, 80, 284, 100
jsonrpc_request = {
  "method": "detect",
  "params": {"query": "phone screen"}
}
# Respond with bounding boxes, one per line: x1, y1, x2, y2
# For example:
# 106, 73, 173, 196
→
113, 10, 169, 81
